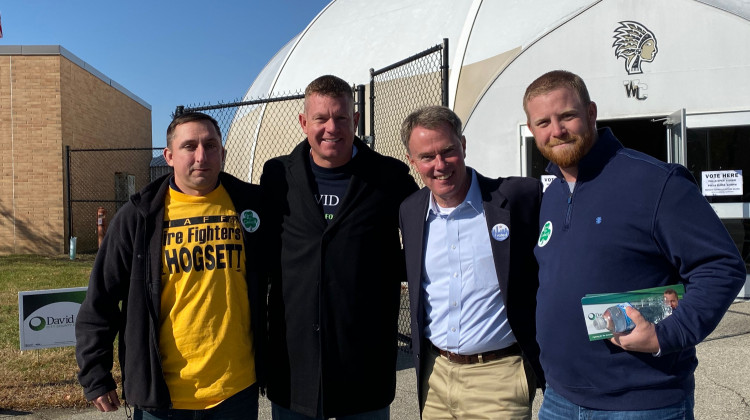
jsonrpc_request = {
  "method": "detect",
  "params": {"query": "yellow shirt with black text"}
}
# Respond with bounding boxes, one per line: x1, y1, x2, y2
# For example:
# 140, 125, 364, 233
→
160, 184, 255, 409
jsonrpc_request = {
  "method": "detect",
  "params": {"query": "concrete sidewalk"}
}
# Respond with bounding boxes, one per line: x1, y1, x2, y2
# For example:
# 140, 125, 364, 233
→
3, 300, 748, 419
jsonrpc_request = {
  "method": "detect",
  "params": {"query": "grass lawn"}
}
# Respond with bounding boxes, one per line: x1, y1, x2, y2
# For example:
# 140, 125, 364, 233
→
0, 254, 104, 410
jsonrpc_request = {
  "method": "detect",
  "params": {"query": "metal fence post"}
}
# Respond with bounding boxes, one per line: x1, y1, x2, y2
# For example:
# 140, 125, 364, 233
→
369, 68, 376, 148
65, 145, 73, 250
356, 84, 366, 138
442, 38, 450, 107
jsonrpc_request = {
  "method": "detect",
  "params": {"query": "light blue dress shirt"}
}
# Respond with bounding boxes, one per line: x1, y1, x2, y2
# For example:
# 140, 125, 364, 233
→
422, 170, 516, 355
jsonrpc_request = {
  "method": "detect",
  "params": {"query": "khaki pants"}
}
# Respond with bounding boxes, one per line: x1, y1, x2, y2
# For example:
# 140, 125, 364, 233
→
421, 345, 534, 420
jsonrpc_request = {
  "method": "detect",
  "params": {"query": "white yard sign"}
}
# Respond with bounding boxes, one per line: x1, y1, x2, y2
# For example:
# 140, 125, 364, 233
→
18, 287, 87, 350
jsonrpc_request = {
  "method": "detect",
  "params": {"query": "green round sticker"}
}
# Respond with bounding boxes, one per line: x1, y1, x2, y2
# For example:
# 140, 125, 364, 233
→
241, 210, 260, 233
538, 221, 553, 247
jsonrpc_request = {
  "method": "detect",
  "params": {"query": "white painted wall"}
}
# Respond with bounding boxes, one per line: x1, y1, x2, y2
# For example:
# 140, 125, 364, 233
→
463, 0, 750, 177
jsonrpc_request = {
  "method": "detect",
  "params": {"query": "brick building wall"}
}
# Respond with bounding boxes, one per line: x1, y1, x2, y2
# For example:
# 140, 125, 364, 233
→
0, 46, 151, 255
60, 53, 152, 253
0, 57, 11, 254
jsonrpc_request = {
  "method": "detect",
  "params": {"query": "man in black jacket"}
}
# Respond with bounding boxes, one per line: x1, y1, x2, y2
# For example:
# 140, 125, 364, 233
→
261, 75, 418, 419
75, 112, 266, 420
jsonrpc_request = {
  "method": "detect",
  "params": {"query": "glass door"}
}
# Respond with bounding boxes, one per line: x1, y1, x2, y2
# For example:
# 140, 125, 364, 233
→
685, 111, 750, 297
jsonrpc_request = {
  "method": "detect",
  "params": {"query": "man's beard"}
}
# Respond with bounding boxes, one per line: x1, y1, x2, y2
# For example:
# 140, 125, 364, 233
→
537, 130, 594, 169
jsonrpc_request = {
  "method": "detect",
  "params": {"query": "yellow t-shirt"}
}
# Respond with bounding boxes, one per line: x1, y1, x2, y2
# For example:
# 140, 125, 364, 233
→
160, 184, 255, 409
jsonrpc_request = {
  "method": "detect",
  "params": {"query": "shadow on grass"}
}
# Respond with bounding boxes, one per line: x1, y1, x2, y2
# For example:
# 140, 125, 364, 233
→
1, 377, 81, 389
0, 409, 32, 415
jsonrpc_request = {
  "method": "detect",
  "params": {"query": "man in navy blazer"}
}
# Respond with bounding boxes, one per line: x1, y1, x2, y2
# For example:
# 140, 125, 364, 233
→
398, 106, 544, 419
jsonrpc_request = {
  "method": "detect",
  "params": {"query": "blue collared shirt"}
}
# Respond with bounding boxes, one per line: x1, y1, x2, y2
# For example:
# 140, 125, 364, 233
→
422, 169, 516, 354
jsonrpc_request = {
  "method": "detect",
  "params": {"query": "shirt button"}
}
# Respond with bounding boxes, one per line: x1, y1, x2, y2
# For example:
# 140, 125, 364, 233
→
313, 323, 320, 331
451, 327, 456, 332
453, 273, 458, 278
451, 245, 456, 250
452, 302, 457, 307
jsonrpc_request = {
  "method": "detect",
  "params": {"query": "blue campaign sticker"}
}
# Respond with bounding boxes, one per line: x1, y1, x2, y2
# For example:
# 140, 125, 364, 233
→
491, 223, 510, 241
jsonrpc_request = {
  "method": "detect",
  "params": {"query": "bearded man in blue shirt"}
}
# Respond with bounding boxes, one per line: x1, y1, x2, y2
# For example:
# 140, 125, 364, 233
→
525, 70, 745, 419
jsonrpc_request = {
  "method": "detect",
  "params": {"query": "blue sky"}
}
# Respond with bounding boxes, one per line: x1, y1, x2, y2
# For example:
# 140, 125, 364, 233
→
1, 0, 331, 147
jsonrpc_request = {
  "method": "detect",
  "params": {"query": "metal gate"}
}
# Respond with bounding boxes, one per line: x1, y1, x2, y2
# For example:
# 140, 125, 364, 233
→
65, 146, 166, 253
369, 38, 450, 187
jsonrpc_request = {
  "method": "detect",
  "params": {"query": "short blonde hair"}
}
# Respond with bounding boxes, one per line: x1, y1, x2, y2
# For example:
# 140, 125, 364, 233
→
523, 70, 591, 117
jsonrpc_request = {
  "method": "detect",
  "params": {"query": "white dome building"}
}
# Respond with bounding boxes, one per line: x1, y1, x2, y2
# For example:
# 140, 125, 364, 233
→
230, 0, 750, 294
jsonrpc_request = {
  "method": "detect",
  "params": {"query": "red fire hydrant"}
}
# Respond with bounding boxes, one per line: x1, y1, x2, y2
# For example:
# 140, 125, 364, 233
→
97, 207, 107, 248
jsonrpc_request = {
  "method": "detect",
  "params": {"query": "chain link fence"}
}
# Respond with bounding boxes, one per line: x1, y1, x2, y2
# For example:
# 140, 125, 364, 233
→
179, 93, 307, 184
66, 40, 449, 353
370, 39, 449, 350
66, 147, 168, 253
370, 38, 449, 188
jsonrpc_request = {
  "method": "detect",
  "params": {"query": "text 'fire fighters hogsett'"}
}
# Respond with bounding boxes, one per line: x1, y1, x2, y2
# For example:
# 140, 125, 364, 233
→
162, 215, 244, 274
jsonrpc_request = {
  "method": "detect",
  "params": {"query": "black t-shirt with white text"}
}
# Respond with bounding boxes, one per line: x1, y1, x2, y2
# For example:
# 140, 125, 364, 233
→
310, 155, 352, 224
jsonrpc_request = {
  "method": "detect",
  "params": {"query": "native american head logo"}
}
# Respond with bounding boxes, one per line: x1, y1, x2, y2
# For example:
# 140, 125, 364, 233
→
612, 21, 658, 75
